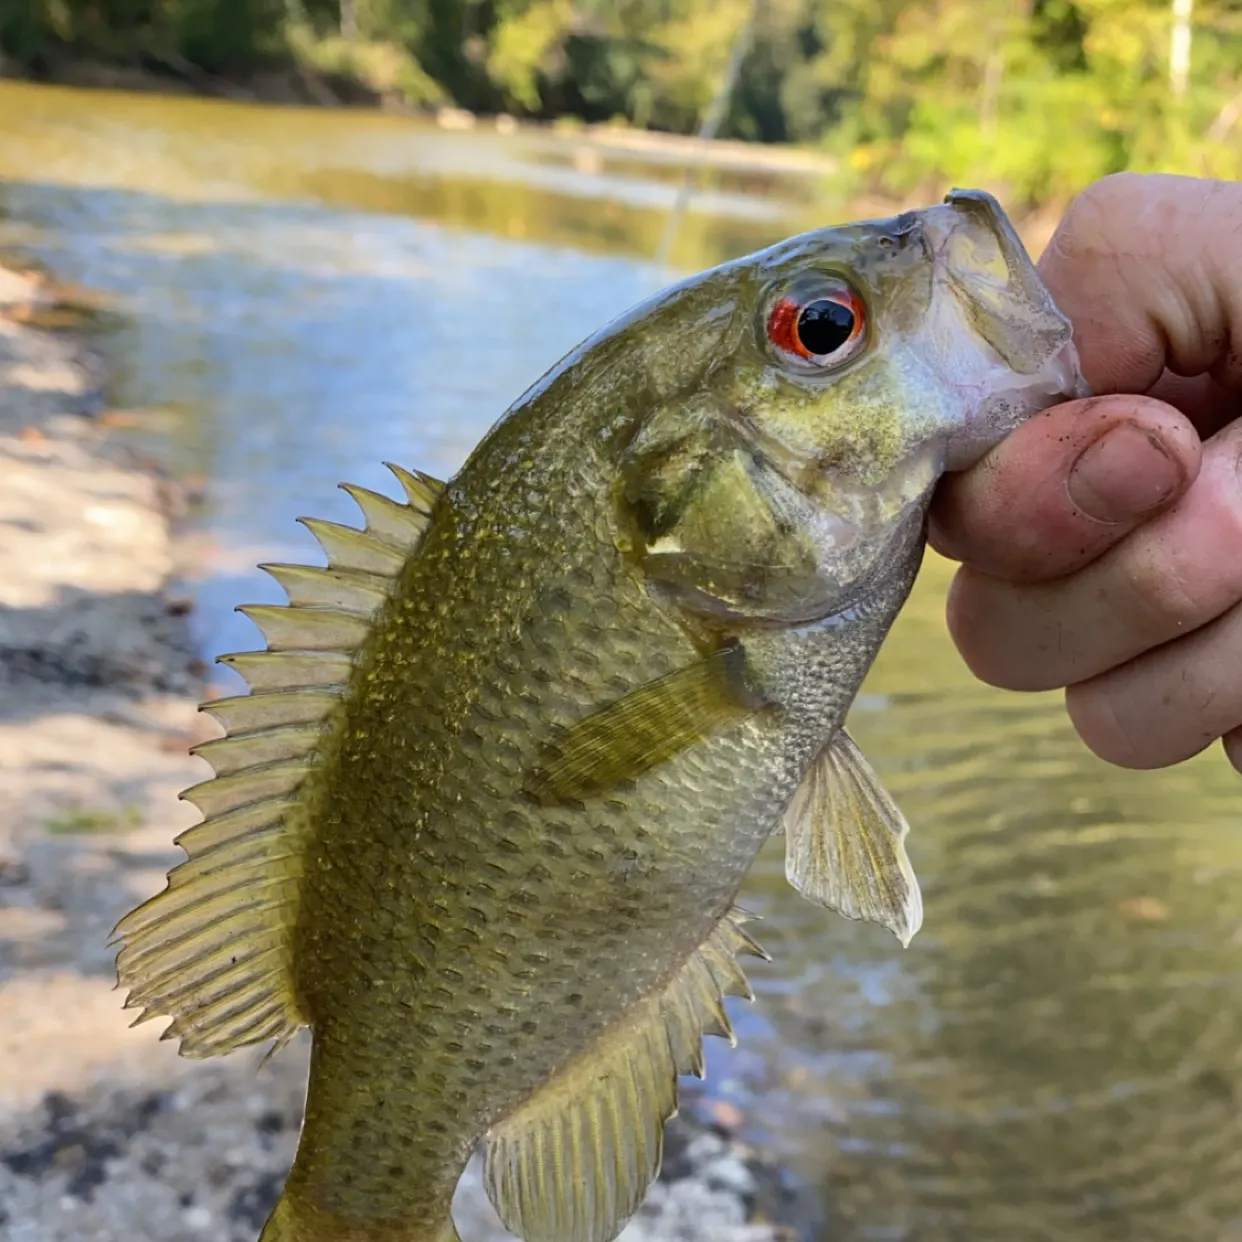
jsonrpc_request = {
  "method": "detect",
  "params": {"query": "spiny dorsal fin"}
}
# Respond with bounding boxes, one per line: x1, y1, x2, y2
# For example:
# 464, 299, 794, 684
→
111, 462, 445, 1060
482, 907, 768, 1242
217, 650, 352, 691
384, 461, 445, 514
258, 563, 388, 613
782, 728, 923, 947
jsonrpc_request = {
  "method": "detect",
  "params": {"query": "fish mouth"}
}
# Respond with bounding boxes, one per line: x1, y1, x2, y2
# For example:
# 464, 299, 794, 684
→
941, 335, 1090, 472
923, 189, 1078, 375
922, 189, 1091, 471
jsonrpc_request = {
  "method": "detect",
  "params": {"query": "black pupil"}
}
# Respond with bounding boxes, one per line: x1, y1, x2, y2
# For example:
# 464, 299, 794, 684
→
796, 298, 856, 356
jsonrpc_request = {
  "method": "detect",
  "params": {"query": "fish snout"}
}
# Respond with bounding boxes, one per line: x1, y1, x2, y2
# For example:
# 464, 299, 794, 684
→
919, 191, 1092, 472
924, 189, 1086, 381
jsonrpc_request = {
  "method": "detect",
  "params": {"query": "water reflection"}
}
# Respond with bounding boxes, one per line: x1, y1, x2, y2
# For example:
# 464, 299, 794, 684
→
740, 559, 1242, 1240
0, 82, 804, 270
0, 178, 676, 674
2, 79, 1240, 1242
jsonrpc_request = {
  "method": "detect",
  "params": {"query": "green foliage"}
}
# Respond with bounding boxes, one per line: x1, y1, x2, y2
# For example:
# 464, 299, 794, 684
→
836, 0, 1242, 206
1, 0, 288, 74
287, 21, 445, 105
488, 0, 573, 112
3, 0, 1241, 207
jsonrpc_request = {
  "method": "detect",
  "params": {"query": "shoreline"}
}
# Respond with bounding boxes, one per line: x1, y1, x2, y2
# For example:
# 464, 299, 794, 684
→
0, 262, 805, 1241
0, 70, 1065, 257
1, 58, 838, 180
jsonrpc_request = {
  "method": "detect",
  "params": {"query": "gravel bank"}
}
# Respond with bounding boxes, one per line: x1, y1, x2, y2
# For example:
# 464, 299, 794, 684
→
0, 263, 800, 1242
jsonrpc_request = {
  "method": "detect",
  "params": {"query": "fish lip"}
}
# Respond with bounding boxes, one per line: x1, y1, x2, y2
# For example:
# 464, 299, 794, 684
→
922, 189, 1076, 378
914, 188, 1091, 471
931, 189, 1031, 284
941, 335, 1092, 473
1046, 337, 1093, 403
941, 189, 1026, 262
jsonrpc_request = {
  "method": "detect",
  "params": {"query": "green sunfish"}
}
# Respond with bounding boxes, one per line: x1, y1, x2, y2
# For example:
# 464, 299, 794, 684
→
114, 190, 1086, 1242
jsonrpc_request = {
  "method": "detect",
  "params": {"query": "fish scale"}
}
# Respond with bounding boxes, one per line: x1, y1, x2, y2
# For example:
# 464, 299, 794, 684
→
293, 457, 798, 1236
113, 190, 1087, 1242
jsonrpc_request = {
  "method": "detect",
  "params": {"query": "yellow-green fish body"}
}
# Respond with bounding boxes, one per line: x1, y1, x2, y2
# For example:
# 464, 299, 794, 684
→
115, 192, 1086, 1242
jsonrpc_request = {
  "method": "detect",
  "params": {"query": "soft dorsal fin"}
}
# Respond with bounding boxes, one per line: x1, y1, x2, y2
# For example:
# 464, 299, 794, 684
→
481, 908, 768, 1242
782, 728, 923, 947
111, 463, 445, 1059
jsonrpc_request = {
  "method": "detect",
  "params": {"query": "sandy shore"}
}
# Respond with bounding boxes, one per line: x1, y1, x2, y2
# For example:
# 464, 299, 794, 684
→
0, 264, 800, 1242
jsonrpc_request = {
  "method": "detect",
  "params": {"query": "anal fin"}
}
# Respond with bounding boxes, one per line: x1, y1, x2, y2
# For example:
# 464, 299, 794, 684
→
782, 728, 923, 947
482, 908, 767, 1242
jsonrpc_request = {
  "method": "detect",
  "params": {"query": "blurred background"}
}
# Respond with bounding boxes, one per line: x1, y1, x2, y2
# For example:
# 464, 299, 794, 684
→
4, 0, 1242, 217
1, 3, 1241, 1241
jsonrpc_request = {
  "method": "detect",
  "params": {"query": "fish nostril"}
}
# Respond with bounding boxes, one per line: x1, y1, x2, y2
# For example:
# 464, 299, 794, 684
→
879, 218, 928, 264
910, 221, 936, 264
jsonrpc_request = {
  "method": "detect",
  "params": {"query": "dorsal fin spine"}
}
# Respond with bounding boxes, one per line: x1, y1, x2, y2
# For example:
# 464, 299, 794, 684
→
112, 464, 444, 1060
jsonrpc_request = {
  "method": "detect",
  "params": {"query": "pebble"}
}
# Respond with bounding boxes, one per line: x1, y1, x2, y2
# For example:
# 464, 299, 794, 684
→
182, 1206, 214, 1231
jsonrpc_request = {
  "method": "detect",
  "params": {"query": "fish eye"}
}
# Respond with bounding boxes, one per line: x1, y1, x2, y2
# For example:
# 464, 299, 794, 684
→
765, 281, 867, 370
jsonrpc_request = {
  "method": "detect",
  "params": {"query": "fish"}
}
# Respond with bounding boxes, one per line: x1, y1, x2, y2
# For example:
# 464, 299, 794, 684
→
113, 189, 1087, 1242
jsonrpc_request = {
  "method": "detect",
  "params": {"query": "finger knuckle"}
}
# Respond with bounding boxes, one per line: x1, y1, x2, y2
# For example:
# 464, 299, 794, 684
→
1065, 680, 1150, 769
1120, 503, 1242, 633
1056, 174, 1142, 253
1124, 543, 1207, 631
950, 616, 1063, 693
944, 574, 1030, 690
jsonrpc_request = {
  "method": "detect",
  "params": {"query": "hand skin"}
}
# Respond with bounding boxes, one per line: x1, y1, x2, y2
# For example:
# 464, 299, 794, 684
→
929, 173, 1242, 773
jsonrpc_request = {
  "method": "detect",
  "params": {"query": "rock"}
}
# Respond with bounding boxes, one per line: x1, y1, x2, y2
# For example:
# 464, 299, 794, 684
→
0, 289, 195, 694
0, 267, 44, 312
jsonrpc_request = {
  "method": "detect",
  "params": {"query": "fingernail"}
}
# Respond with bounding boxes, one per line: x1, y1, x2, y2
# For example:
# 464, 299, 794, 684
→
1067, 425, 1180, 523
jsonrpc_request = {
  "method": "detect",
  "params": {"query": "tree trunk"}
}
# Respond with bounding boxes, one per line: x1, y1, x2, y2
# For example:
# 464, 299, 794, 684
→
1170, 0, 1194, 98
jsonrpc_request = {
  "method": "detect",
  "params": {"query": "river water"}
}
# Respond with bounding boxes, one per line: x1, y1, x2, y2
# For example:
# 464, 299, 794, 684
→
2, 81, 1240, 1242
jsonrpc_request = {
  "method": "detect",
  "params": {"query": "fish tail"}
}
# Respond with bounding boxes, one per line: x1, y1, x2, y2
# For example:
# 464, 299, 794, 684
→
258, 1193, 461, 1242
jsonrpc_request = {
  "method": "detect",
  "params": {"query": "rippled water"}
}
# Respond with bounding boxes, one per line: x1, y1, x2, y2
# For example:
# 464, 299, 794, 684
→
2, 80, 1240, 1242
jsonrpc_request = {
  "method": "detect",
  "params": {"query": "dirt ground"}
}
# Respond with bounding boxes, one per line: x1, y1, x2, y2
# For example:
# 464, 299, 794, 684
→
0, 264, 801, 1242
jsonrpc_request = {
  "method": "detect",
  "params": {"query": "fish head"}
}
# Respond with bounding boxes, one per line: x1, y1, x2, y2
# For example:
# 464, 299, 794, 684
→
617, 190, 1088, 625
720, 187, 1088, 487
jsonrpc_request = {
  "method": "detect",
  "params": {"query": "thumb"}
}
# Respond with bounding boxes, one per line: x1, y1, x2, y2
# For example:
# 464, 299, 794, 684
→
929, 394, 1200, 583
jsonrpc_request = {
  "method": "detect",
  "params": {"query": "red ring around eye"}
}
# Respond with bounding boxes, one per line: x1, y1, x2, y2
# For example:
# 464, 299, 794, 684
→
766, 288, 866, 364
766, 297, 805, 358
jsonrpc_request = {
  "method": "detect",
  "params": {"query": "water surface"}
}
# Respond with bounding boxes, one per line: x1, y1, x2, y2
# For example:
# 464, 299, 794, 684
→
2, 81, 1240, 1242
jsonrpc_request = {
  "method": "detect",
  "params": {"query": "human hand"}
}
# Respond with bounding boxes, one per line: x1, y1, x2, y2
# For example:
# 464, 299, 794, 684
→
929, 173, 1242, 772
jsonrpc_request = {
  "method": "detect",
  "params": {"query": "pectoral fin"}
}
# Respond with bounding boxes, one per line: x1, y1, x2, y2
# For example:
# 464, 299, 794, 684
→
782, 729, 923, 947
528, 643, 768, 802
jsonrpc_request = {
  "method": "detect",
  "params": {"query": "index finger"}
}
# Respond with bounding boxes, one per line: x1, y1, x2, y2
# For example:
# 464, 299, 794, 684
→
1037, 173, 1242, 413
